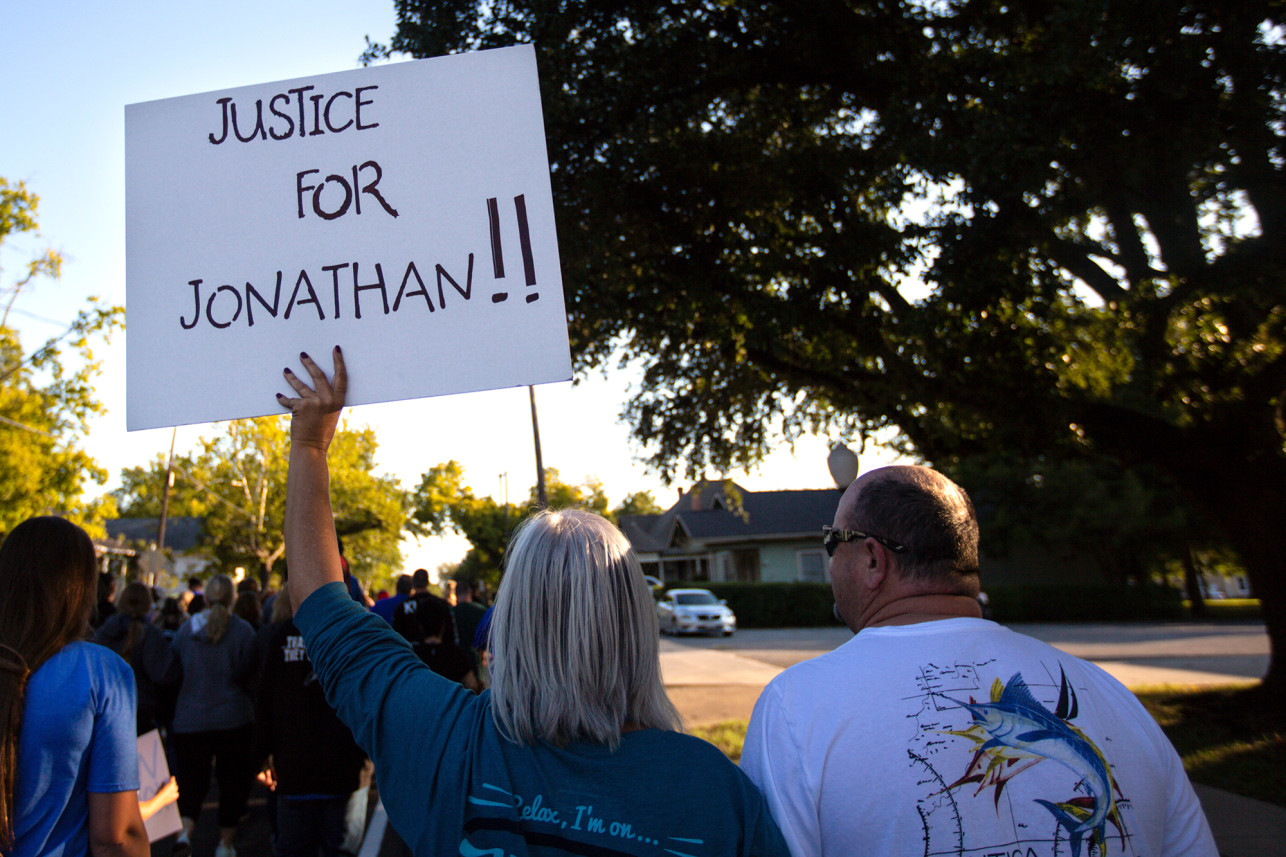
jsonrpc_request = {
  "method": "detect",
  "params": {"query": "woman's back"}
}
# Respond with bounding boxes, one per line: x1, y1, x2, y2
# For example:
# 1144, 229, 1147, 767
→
298, 583, 787, 857
93, 612, 179, 735
172, 613, 256, 733
12, 642, 137, 857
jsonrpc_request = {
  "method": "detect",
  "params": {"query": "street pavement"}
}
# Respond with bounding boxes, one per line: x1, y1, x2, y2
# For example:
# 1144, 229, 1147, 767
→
659, 620, 1270, 714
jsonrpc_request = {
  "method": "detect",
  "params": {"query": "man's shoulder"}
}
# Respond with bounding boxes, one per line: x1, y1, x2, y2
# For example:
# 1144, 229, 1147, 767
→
778, 617, 1001, 669
759, 618, 1057, 709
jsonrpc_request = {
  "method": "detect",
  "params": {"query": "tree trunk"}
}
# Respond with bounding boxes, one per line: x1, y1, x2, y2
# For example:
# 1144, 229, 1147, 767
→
1183, 546, 1208, 619
1081, 404, 1285, 709
1216, 506, 1286, 710
1179, 448, 1286, 710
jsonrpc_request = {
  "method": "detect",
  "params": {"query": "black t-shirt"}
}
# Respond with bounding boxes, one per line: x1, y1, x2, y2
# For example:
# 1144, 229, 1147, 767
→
411, 641, 474, 684
392, 592, 457, 645
255, 620, 366, 796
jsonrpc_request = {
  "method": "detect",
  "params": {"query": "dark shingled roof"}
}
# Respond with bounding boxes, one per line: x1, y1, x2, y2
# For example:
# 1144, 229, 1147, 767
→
621, 480, 842, 553
105, 517, 205, 552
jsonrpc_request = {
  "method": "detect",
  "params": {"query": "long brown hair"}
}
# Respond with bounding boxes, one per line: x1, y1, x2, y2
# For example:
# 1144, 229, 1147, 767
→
115, 581, 154, 661
0, 517, 97, 847
201, 574, 236, 644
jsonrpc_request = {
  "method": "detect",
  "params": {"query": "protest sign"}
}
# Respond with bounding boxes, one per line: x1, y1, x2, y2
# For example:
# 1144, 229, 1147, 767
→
126, 45, 571, 430
137, 729, 181, 842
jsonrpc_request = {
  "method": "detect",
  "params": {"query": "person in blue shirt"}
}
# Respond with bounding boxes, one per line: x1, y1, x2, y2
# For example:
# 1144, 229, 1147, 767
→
276, 349, 788, 857
370, 573, 413, 624
0, 516, 148, 857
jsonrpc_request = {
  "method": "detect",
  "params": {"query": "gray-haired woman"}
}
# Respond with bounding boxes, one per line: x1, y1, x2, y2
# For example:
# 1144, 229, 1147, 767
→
278, 348, 788, 857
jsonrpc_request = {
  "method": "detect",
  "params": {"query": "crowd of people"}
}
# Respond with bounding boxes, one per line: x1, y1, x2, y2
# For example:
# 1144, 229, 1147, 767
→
0, 345, 1220, 857
1, 517, 486, 857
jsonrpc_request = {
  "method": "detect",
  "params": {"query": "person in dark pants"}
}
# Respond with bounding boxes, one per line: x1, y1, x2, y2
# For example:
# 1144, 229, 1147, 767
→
256, 587, 366, 857
171, 574, 257, 857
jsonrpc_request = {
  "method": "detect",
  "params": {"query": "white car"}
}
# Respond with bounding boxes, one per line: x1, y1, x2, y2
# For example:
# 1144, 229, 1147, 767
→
657, 588, 736, 636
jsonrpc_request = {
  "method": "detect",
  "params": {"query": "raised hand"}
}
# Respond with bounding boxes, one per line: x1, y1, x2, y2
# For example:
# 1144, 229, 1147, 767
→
277, 346, 347, 452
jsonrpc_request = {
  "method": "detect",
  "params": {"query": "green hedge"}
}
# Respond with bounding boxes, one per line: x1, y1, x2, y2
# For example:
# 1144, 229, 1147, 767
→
983, 583, 1185, 622
666, 582, 840, 629
661, 581, 1187, 627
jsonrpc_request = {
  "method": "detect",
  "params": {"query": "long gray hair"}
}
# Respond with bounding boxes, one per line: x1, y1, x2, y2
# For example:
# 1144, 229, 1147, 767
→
489, 508, 681, 748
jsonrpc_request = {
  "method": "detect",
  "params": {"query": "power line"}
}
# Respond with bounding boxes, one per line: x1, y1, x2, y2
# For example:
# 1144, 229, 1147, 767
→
0, 414, 55, 437
4, 306, 69, 327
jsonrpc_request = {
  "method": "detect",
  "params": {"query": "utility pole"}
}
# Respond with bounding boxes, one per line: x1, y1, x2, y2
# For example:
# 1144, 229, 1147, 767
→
500, 472, 510, 532
529, 386, 547, 508
153, 427, 178, 587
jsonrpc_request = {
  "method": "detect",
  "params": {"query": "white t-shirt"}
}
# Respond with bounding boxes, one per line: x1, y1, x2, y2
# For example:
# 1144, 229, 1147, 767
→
741, 618, 1217, 857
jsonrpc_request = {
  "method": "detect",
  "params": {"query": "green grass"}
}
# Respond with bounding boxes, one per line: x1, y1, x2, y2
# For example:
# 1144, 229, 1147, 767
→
689, 684, 1286, 808
1181, 598, 1263, 620
1134, 684, 1286, 807
688, 721, 749, 763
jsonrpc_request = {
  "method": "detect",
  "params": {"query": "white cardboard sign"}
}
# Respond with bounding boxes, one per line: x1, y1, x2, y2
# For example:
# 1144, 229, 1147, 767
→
137, 729, 181, 842
125, 45, 571, 431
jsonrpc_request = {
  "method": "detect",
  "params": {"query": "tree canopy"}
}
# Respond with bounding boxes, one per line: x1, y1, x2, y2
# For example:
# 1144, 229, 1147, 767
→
411, 461, 658, 587
374, 0, 1286, 698
114, 417, 409, 588
0, 178, 122, 535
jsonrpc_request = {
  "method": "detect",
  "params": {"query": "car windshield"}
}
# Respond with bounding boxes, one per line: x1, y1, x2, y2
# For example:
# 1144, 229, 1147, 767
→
674, 592, 718, 605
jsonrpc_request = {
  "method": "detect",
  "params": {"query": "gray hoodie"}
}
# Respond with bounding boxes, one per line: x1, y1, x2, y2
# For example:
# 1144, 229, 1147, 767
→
171, 611, 256, 733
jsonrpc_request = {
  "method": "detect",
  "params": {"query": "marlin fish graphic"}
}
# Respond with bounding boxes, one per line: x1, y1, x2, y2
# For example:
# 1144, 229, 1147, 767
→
938, 669, 1123, 857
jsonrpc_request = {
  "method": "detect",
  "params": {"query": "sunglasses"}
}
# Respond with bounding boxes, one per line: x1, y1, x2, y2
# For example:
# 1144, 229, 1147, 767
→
821, 525, 908, 557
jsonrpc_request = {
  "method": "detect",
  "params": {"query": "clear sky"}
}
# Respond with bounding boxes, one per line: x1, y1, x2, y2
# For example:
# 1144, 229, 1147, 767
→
2, 1, 904, 577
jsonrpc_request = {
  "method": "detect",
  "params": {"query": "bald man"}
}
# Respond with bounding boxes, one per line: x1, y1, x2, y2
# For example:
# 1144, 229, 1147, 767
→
741, 465, 1216, 857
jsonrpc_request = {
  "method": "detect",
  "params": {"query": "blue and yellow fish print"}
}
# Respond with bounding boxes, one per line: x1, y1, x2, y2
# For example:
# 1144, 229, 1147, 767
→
938, 668, 1125, 857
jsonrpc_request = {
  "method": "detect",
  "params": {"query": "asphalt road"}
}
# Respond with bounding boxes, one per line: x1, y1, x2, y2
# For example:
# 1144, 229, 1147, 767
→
660, 619, 1271, 679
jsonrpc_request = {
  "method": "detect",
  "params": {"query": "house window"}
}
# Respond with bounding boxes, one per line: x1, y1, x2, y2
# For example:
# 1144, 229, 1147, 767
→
730, 549, 760, 582
797, 549, 827, 583
660, 557, 712, 582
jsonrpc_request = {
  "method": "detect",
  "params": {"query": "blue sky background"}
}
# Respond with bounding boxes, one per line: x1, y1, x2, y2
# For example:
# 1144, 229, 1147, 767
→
2, 2, 898, 576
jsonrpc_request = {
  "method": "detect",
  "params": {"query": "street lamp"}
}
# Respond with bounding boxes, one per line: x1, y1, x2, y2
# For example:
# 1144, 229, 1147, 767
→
827, 442, 860, 490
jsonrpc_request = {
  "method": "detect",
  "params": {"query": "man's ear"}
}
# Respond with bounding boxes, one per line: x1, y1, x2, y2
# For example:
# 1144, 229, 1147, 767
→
860, 539, 887, 591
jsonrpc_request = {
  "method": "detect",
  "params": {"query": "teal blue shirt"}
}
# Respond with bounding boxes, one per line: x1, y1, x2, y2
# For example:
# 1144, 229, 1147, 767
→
296, 582, 788, 857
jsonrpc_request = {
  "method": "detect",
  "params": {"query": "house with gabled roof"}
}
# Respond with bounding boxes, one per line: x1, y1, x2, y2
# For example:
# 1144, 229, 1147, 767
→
618, 480, 842, 584
104, 516, 212, 581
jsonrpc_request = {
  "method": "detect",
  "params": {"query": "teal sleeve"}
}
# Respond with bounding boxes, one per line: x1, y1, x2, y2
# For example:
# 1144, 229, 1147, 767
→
295, 582, 485, 850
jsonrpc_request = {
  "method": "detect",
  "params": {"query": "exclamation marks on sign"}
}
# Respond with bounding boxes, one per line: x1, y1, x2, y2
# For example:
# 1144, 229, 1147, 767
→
488, 195, 539, 304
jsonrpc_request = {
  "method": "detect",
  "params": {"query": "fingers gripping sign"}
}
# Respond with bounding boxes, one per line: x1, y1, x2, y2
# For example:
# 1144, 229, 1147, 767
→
277, 346, 348, 452
280, 345, 348, 605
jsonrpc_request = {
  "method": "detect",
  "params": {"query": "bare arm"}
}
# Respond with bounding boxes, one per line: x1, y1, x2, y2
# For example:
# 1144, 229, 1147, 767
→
138, 776, 179, 821
88, 791, 148, 857
278, 348, 348, 610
